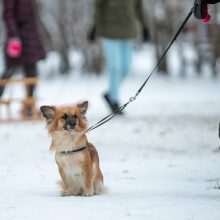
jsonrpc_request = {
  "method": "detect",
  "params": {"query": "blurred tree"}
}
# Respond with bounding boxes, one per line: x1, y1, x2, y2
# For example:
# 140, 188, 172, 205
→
36, 0, 104, 75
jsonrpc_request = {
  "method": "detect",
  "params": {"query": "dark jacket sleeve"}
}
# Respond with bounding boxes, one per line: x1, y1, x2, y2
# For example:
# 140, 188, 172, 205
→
208, 0, 220, 3
135, 0, 147, 27
94, 0, 103, 26
3, 0, 20, 38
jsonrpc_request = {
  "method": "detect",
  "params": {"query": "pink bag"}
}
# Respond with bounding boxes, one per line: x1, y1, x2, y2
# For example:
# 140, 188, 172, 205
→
7, 38, 22, 58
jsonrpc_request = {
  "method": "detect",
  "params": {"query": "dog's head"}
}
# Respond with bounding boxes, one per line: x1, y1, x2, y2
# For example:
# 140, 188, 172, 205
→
40, 101, 88, 134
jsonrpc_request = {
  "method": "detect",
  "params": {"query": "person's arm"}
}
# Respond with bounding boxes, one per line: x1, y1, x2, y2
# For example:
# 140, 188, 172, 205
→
135, 0, 150, 42
3, 0, 22, 57
3, 0, 20, 37
88, 0, 103, 42
94, 0, 103, 28
135, 0, 146, 27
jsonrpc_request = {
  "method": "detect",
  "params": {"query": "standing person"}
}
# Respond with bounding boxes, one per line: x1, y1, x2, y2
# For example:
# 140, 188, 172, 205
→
88, 0, 149, 114
0, 0, 46, 116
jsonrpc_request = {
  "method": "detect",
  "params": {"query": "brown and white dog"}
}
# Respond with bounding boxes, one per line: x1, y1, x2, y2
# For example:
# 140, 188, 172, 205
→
40, 101, 104, 196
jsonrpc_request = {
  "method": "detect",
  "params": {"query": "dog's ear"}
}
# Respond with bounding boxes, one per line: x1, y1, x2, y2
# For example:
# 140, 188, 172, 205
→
40, 106, 56, 120
77, 101, 88, 115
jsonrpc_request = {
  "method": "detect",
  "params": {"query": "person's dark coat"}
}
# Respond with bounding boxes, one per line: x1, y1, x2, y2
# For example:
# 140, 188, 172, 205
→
94, 0, 147, 39
3, 0, 46, 69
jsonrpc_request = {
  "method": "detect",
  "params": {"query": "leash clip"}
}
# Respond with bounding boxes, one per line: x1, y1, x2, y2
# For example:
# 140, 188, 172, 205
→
129, 91, 141, 103
129, 97, 136, 102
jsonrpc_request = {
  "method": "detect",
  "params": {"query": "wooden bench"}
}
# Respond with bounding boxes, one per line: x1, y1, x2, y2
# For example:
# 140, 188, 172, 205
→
0, 77, 40, 122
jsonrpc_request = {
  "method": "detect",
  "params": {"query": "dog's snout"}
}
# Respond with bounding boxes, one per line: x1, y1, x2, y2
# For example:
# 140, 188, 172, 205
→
69, 117, 76, 126
63, 116, 77, 131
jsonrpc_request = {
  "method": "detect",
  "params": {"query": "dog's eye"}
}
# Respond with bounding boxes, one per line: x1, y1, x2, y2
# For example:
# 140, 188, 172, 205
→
73, 115, 77, 119
61, 113, 68, 120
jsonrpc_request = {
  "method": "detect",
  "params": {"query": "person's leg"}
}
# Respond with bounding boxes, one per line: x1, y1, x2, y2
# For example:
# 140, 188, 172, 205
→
22, 63, 38, 117
102, 39, 121, 103
0, 68, 15, 97
23, 63, 37, 97
120, 40, 133, 83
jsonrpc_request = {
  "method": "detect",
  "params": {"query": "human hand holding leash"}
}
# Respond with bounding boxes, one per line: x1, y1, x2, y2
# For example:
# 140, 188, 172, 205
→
193, 0, 220, 23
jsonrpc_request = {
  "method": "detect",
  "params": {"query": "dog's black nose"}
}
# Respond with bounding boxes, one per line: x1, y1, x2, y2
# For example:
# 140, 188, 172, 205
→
63, 116, 77, 131
69, 117, 76, 127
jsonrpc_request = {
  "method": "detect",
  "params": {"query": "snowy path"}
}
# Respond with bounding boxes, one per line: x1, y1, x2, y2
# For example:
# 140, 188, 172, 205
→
0, 118, 220, 220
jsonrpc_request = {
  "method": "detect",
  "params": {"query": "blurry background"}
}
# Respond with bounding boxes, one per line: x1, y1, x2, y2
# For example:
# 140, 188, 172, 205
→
0, 0, 220, 78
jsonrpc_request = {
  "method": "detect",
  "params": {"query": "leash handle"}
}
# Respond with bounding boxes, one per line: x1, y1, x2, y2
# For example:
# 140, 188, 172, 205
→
87, 8, 193, 133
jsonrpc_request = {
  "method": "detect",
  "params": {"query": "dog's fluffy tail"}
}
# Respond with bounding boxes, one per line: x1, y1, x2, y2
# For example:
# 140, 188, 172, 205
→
94, 181, 108, 195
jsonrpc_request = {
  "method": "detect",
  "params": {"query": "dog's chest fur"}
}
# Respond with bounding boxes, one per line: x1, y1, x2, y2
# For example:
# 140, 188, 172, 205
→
51, 131, 83, 152
55, 152, 85, 192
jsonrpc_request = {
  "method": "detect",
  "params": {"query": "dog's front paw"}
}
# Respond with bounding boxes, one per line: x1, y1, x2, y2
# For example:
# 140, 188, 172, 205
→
60, 191, 71, 197
82, 189, 94, 196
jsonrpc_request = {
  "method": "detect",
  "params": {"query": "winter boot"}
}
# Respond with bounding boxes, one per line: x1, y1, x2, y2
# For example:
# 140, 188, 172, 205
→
0, 86, 4, 98
103, 93, 124, 115
0, 69, 14, 98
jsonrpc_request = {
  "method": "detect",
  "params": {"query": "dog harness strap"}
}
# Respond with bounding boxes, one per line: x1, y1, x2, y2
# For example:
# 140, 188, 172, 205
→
59, 144, 90, 154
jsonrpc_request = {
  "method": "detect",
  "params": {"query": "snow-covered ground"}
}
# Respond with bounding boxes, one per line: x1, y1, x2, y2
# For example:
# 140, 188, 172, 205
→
0, 47, 220, 220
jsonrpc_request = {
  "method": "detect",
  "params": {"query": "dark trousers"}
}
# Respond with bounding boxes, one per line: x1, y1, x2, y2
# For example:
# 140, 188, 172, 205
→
0, 63, 37, 98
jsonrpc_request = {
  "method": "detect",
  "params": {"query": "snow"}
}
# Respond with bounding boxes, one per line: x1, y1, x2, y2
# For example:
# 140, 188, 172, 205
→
0, 47, 220, 220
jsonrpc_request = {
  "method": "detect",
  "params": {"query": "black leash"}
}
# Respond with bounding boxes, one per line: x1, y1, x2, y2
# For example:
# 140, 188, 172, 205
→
87, 7, 194, 133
